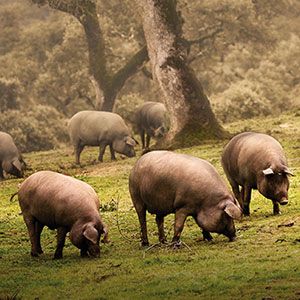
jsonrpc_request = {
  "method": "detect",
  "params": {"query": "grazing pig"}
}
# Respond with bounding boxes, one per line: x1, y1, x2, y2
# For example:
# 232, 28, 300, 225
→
135, 102, 168, 149
16, 171, 108, 259
0, 131, 26, 179
221, 132, 293, 216
129, 151, 242, 246
68, 111, 137, 164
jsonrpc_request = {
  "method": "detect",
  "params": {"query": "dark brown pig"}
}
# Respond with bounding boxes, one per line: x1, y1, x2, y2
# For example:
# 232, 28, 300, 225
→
135, 102, 168, 149
221, 132, 293, 216
129, 151, 242, 246
16, 171, 108, 259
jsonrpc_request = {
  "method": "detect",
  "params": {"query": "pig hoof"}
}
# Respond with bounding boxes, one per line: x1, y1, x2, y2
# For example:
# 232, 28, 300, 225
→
37, 249, 43, 254
229, 236, 236, 242
172, 240, 182, 249
141, 241, 150, 247
30, 252, 39, 257
54, 253, 63, 260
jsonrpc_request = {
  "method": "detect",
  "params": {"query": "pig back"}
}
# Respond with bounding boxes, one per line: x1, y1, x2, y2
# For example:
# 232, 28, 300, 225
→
69, 111, 130, 145
0, 131, 19, 160
136, 102, 166, 130
222, 132, 287, 184
130, 151, 230, 214
18, 171, 100, 229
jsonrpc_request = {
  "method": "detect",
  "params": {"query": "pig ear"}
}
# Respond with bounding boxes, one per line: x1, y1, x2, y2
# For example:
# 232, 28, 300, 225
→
12, 159, 22, 172
283, 167, 294, 176
83, 224, 99, 244
125, 137, 136, 147
101, 224, 110, 244
132, 137, 139, 145
224, 202, 242, 220
262, 167, 274, 176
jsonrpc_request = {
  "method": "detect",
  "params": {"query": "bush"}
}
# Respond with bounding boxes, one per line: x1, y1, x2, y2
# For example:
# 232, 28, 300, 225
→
0, 78, 21, 112
114, 93, 145, 127
212, 80, 272, 123
0, 105, 68, 152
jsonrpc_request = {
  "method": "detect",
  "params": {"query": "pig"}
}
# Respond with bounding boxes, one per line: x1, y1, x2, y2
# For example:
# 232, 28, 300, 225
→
129, 151, 242, 246
16, 171, 108, 259
68, 111, 137, 164
135, 102, 168, 149
0, 131, 26, 179
221, 132, 293, 216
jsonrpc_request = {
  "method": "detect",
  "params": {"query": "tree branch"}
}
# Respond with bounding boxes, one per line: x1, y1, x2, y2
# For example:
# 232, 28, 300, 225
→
187, 26, 223, 47
111, 45, 149, 95
31, 0, 85, 18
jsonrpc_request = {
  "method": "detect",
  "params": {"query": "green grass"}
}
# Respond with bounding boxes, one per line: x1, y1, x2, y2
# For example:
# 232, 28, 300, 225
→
1, 111, 300, 300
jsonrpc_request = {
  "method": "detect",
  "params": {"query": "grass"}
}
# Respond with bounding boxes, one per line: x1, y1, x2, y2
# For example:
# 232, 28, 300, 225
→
0, 111, 300, 300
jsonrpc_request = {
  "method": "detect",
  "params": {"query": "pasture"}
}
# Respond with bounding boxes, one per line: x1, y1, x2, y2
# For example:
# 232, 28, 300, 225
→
1, 111, 300, 300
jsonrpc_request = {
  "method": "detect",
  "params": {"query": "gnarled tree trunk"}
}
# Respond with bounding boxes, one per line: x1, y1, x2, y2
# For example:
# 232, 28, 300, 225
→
140, 0, 225, 147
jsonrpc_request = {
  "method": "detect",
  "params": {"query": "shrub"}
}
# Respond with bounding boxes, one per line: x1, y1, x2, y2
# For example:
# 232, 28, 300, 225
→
114, 93, 145, 126
0, 105, 68, 152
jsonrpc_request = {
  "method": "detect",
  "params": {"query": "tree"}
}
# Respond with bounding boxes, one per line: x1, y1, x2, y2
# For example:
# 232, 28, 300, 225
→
139, 0, 224, 146
31, 0, 149, 111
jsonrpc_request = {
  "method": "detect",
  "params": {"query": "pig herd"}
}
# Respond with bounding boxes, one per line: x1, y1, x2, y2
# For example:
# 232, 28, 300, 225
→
1, 101, 294, 259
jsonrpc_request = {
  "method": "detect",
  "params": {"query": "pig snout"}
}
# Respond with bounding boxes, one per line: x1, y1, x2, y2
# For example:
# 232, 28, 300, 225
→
126, 148, 136, 158
88, 244, 100, 258
223, 222, 237, 242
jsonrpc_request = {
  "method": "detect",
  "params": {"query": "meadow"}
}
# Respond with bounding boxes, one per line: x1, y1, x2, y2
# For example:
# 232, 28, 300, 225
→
0, 111, 300, 300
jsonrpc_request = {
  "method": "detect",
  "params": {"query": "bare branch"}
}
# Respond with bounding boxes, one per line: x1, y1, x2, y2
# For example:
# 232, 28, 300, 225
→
187, 26, 223, 47
111, 45, 149, 95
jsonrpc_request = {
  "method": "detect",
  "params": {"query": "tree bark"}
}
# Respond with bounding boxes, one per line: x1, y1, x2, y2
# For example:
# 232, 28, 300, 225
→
140, 0, 225, 147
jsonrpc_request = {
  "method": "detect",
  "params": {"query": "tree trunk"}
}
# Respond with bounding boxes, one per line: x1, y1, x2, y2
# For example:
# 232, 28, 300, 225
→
79, 3, 149, 111
32, 0, 149, 112
140, 0, 225, 147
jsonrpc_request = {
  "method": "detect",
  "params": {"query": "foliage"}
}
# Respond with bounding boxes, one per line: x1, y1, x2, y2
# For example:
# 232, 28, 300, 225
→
211, 34, 300, 122
33, 18, 95, 116
114, 93, 145, 125
0, 78, 21, 112
0, 112, 299, 299
0, 0, 299, 146
0, 105, 68, 152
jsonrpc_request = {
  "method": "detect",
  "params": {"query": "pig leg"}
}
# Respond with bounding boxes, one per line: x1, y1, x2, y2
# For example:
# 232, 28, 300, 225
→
202, 230, 213, 241
135, 203, 149, 246
172, 208, 188, 245
146, 134, 151, 149
75, 143, 85, 165
229, 180, 241, 204
242, 185, 252, 216
98, 144, 107, 162
140, 130, 145, 149
193, 216, 213, 241
0, 165, 4, 179
54, 227, 68, 259
35, 222, 44, 254
155, 215, 166, 243
272, 201, 280, 215
109, 145, 116, 161
23, 215, 39, 257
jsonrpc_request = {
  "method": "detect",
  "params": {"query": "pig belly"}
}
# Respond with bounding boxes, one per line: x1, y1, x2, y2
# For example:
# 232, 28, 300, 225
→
142, 193, 175, 215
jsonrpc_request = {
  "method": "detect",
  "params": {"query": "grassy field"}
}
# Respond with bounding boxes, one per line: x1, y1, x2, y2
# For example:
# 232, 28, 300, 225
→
0, 111, 300, 300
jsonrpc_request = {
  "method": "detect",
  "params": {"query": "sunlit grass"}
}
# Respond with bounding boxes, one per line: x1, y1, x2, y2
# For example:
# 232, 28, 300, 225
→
0, 111, 300, 299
